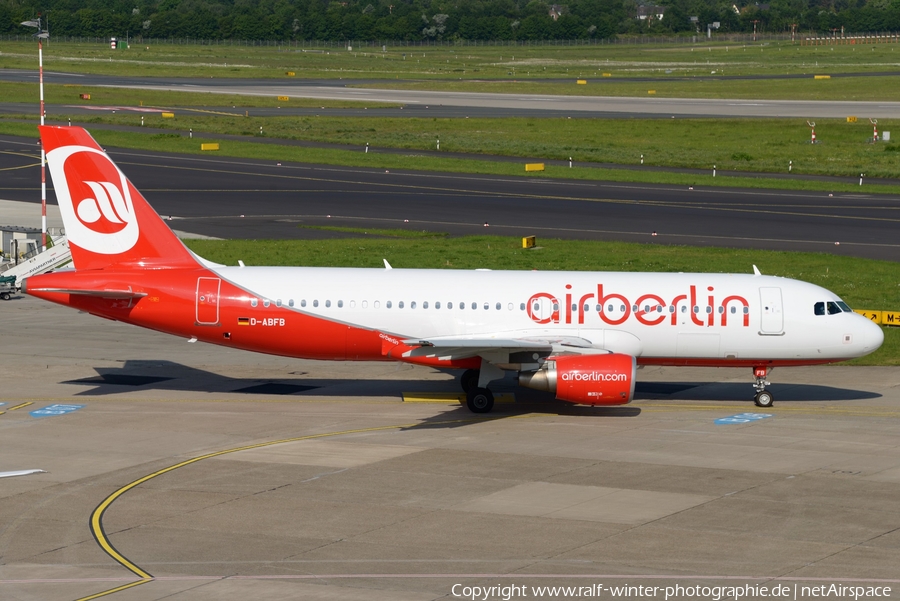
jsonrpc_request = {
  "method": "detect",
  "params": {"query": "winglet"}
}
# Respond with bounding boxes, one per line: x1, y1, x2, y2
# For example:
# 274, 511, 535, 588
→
383, 259, 393, 270
753, 265, 761, 276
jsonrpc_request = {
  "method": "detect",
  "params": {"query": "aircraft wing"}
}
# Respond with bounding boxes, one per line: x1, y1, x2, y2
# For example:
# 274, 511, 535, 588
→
399, 335, 607, 362
0, 469, 45, 479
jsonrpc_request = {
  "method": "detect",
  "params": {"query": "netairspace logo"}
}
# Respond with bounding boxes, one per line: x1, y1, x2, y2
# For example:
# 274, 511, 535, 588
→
450, 583, 893, 600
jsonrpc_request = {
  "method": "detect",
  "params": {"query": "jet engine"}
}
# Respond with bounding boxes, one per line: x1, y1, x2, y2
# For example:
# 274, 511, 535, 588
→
518, 354, 636, 406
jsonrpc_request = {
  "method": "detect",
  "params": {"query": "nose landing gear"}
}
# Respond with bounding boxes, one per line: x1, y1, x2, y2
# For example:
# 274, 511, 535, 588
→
753, 366, 774, 407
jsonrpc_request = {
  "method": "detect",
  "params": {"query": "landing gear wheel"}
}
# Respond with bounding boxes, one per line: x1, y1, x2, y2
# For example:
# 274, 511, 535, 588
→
0, 292, 10, 301
754, 391, 774, 408
466, 388, 494, 414
460, 369, 480, 394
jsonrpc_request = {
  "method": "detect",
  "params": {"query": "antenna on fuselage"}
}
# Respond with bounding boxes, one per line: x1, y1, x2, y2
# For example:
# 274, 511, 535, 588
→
752, 265, 761, 276
383, 259, 393, 270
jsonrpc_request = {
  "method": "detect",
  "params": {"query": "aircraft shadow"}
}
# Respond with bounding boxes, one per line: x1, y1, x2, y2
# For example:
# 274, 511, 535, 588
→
61, 361, 878, 407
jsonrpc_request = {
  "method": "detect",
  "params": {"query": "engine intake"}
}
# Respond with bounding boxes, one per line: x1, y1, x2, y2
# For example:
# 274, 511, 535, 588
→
518, 354, 636, 406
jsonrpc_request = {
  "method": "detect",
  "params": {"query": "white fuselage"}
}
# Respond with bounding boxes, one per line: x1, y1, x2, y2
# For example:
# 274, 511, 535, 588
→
212, 267, 883, 363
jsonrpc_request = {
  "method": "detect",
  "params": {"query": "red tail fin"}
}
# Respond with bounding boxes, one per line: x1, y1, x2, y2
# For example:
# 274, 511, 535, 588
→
40, 126, 198, 270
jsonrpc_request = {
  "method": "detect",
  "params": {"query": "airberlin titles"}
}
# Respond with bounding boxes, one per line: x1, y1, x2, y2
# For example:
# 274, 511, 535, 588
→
527, 284, 751, 327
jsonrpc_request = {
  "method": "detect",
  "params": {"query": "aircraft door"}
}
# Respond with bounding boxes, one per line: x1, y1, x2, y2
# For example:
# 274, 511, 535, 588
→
529, 295, 559, 324
196, 277, 221, 325
759, 287, 783, 334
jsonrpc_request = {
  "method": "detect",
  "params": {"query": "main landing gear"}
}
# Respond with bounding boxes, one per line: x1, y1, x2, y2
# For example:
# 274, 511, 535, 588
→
460, 369, 494, 414
753, 366, 774, 408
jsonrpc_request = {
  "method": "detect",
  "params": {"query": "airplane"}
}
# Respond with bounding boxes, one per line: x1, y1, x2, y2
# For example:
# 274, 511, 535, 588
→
22, 126, 884, 413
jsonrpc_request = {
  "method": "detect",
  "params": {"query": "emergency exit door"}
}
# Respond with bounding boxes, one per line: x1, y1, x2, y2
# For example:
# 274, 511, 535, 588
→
759, 287, 783, 334
196, 277, 221, 325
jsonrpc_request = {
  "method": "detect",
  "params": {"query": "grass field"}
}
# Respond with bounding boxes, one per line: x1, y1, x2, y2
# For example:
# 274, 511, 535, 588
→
182, 235, 900, 366
2, 39, 900, 82
8, 111, 900, 180
4, 120, 900, 194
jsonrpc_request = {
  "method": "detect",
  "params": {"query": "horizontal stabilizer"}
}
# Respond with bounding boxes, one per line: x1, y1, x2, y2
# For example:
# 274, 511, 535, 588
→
0, 469, 46, 479
25, 287, 147, 299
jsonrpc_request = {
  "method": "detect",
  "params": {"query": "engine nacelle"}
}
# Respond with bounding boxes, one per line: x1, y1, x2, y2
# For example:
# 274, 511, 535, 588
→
518, 354, 636, 406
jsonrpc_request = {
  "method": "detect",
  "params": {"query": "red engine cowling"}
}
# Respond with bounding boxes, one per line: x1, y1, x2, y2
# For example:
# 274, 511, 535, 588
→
518, 354, 636, 406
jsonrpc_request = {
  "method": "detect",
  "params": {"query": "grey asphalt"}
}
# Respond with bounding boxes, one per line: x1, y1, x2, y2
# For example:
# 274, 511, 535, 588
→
1, 294, 899, 600
5, 68, 900, 118
2, 133, 900, 261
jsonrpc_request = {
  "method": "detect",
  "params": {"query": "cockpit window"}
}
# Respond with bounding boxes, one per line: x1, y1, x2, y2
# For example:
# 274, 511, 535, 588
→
837, 301, 852, 312
827, 301, 842, 315
814, 302, 825, 316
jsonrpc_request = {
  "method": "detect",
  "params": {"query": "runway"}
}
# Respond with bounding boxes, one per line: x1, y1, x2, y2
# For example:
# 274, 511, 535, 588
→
1, 294, 899, 600
4, 69, 900, 118
3, 134, 900, 261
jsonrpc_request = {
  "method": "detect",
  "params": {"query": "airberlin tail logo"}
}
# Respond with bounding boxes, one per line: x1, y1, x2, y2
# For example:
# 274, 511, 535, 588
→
46, 144, 139, 255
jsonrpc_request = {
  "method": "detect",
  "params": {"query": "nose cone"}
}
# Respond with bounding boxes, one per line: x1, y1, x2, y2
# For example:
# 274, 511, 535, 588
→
860, 317, 884, 355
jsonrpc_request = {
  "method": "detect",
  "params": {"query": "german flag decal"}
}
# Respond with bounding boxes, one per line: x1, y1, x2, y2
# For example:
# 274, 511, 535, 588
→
238, 317, 250, 326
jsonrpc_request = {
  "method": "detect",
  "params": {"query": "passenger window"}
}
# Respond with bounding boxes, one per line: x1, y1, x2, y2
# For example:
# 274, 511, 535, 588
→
608, 304, 614, 312
827, 301, 842, 315
448, 302, 453, 309
374, 300, 380, 309
730, 306, 736, 314
263, 300, 270, 308
520, 303, 526, 311
508, 303, 513, 311
620, 304, 626, 312
583, 304, 589, 312
250, 298, 258, 307
669, 305, 675, 313
472, 302, 477, 310
337, 300, 343, 308
484, 302, 489, 310
460, 302, 464, 310
573, 304, 578, 312
596, 305, 603, 312
288, 299, 294, 307
411, 301, 416, 309
552, 303, 559, 311
325, 300, 331, 308
399, 301, 405, 309
534, 303, 540, 312
643, 305, 649, 313
313, 300, 319, 307
743, 307, 749, 314
276, 299, 282, 307
497, 302, 502, 310
386, 301, 392, 309
657, 305, 663, 313
423, 301, 429, 309
705, 306, 712, 314
300, 299, 306, 307
362, 300, 368, 308
693, 306, 699, 313
436, 302, 441, 309
632, 305, 638, 313
814, 302, 825, 316
718, 306, 724, 314
350, 300, 356, 308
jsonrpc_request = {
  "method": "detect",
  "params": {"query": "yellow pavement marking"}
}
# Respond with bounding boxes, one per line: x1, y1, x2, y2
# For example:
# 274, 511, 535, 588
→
78, 415, 523, 600
75, 579, 151, 601
8, 402, 33, 411
403, 392, 515, 404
